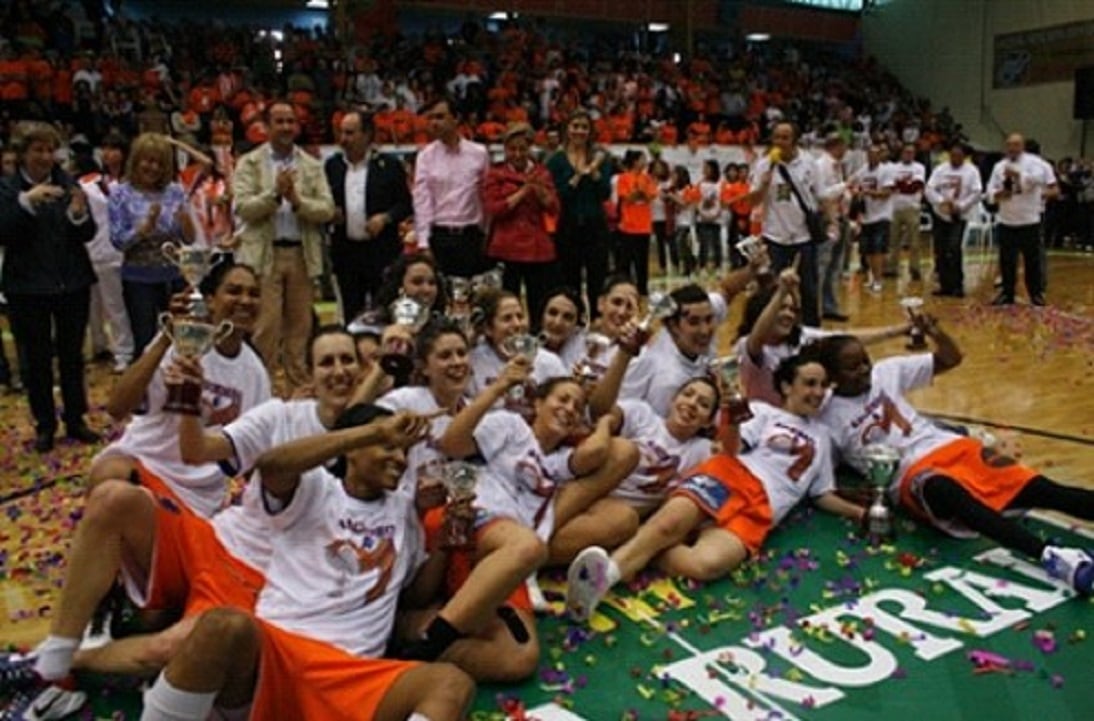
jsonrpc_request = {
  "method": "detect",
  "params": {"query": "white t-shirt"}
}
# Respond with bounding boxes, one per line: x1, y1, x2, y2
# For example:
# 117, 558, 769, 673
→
376, 385, 458, 498
697, 180, 722, 223
468, 341, 568, 418
734, 326, 832, 407
96, 343, 271, 518
924, 162, 983, 222
818, 354, 960, 489
472, 410, 575, 541
890, 161, 927, 211
212, 398, 327, 571
750, 153, 821, 245
612, 399, 712, 510
851, 163, 896, 224
737, 401, 836, 525
987, 153, 1056, 226
620, 292, 728, 416
256, 472, 425, 658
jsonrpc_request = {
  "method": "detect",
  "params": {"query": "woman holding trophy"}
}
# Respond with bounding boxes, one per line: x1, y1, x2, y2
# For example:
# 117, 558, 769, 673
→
566, 352, 867, 623
91, 259, 270, 518
813, 329, 1094, 595
395, 363, 636, 679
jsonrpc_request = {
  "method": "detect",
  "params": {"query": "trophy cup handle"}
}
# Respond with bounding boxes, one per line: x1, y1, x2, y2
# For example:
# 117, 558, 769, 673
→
162, 242, 181, 265
158, 312, 176, 342
214, 320, 235, 343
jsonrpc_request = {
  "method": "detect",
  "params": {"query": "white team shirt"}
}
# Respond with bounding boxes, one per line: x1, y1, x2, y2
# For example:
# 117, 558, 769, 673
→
814, 152, 849, 215
737, 402, 837, 525
472, 410, 575, 541
612, 399, 713, 510
890, 160, 927, 211
851, 162, 896, 224
818, 354, 960, 490
96, 343, 271, 518
468, 341, 568, 417
212, 398, 327, 570
256, 471, 426, 658
734, 326, 832, 407
987, 153, 1056, 226
924, 161, 983, 222
750, 153, 822, 245
620, 292, 728, 416
376, 385, 459, 498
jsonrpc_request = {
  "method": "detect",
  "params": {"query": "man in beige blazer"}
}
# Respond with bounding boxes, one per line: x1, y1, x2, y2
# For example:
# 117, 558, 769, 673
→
233, 100, 334, 391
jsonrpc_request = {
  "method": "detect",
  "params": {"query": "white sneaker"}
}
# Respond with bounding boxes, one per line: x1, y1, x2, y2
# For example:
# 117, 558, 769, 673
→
78, 615, 112, 652
1042, 546, 1094, 595
566, 546, 613, 622
5, 684, 87, 721
869, 281, 883, 294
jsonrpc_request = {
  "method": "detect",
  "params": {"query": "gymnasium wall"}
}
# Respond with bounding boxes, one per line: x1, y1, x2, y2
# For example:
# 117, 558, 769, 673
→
863, 0, 1094, 158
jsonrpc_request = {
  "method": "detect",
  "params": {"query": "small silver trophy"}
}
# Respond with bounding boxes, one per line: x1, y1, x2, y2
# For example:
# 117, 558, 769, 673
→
500, 333, 540, 401
381, 295, 429, 379
574, 332, 613, 383
861, 443, 901, 545
158, 313, 233, 414
162, 243, 213, 316
709, 355, 753, 423
900, 297, 927, 350
440, 461, 478, 550
470, 265, 504, 295
624, 292, 678, 352
735, 236, 771, 275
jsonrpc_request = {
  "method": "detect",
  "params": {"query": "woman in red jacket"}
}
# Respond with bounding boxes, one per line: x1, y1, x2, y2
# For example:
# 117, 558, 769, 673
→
484, 122, 560, 332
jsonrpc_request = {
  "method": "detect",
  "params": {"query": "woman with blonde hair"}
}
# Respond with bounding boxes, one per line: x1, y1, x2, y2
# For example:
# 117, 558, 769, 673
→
109, 132, 194, 355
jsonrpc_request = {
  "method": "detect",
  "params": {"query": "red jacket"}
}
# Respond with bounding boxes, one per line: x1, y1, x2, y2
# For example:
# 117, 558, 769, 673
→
484, 161, 559, 263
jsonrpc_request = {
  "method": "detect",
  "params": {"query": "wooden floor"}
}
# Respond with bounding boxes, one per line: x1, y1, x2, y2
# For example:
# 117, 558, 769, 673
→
1, 250, 1092, 649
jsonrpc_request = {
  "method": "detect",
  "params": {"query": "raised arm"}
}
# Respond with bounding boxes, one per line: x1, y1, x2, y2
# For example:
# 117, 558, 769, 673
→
257, 411, 429, 502
436, 357, 530, 458
919, 314, 963, 374
106, 332, 172, 420
569, 415, 614, 476
745, 263, 799, 362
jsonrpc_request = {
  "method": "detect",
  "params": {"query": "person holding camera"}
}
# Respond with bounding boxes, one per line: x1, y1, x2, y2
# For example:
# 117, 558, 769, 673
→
0, 122, 100, 452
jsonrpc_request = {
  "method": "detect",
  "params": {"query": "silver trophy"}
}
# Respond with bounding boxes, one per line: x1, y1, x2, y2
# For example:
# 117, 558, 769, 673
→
622, 292, 678, 352
861, 443, 901, 544
158, 313, 233, 414
470, 265, 504, 295
900, 297, 927, 350
381, 295, 430, 379
449, 276, 472, 306
574, 332, 613, 383
709, 355, 753, 423
501, 333, 540, 401
440, 461, 479, 549
162, 243, 213, 316
734, 236, 771, 275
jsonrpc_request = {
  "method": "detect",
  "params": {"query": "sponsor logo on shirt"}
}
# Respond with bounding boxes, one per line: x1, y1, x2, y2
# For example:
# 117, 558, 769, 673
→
765, 422, 816, 482
327, 522, 398, 602
849, 393, 912, 446
202, 380, 244, 427
636, 440, 682, 494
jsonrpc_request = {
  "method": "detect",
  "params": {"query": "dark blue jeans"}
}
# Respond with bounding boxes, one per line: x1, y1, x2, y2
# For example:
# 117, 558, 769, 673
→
764, 239, 820, 327
124, 277, 186, 359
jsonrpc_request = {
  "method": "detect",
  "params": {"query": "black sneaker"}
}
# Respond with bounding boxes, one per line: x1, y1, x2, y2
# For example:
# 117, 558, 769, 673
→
63, 424, 100, 445
990, 295, 1014, 306
1031, 295, 1047, 307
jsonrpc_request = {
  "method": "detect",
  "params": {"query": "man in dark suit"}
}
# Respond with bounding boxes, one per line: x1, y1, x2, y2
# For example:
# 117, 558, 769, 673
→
324, 110, 412, 321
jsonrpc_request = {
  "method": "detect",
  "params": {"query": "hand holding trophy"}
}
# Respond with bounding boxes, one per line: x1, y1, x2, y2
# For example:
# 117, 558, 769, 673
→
709, 355, 753, 423
158, 311, 233, 415
617, 292, 677, 356
380, 295, 430, 380
900, 296, 928, 350
500, 333, 540, 401
440, 461, 479, 550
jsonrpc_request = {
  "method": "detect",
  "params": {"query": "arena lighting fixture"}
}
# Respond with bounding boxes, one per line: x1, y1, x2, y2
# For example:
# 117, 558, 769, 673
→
648, 23, 670, 32
306, 0, 329, 8
746, 32, 772, 41
488, 12, 508, 20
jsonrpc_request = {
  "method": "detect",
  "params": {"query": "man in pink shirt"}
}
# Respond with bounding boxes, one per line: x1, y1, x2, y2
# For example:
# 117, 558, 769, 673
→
413, 97, 492, 278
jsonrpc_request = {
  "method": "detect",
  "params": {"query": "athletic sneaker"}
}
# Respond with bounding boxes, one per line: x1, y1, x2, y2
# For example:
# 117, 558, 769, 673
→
1041, 546, 1094, 595
0, 653, 38, 694
524, 573, 549, 613
566, 546, 614, 622
1, 684, 87, 720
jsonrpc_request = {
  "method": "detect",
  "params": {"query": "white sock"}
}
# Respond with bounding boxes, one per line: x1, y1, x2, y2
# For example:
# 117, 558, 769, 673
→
141, 672, 217, 721
408, 714, 434, 721
606, 558, 622, 586
33, 635, 79, 681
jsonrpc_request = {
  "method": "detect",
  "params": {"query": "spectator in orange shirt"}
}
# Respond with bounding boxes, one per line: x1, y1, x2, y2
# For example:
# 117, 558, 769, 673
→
608, 105, 633, 143
614, 149, 658, 295
721, 163, 752, 267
